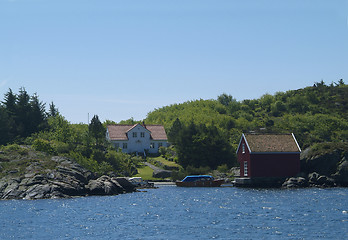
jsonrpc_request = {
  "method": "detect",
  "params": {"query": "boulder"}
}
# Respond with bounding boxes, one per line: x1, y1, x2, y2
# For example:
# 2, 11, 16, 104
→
307, 172, 336, 187
301, 148, 341, 176
86, 175, 125, 196
332, 158, 348, 186
114, 177, 136, 193
282, 177, 308, 188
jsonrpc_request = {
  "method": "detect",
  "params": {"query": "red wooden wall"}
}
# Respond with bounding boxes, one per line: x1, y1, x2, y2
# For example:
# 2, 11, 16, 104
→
237, 138, 300, 178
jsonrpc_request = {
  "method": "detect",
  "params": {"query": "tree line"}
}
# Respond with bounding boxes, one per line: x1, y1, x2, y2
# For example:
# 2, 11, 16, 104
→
0, 88, 58, 145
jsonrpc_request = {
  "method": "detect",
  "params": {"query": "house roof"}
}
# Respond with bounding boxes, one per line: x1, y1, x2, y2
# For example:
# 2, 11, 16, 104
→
107, 124, 168, 141
241, 133, 301, 153
145, 125, 168, 140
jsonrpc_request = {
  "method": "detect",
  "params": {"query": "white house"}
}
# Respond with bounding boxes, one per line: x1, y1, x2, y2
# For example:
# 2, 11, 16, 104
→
106, 123, 169, 154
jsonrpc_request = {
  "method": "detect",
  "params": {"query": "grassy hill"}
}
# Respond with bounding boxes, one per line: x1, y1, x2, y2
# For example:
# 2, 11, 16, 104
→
146, 80, 348, 150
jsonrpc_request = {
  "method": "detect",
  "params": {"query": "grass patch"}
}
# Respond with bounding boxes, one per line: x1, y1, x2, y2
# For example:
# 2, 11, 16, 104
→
134, 163, 163, 181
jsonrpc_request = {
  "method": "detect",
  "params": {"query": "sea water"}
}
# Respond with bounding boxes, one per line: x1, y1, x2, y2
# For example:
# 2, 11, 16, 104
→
0, 186, 347, 239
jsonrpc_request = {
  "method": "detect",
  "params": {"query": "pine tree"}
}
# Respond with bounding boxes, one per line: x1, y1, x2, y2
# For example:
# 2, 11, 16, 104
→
0, 106, 10, 145
29, 93, 48, 133
168, 118, 182, 145
49, 101, 59, 117
89, 115, 105, 147
15, 87, 31, 137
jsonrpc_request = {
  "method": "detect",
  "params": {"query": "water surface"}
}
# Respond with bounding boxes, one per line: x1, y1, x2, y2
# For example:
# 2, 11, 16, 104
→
1, 186, 347, 239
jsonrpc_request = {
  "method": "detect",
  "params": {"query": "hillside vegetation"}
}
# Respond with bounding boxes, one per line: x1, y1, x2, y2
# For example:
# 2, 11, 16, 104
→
146, 80, 348, 160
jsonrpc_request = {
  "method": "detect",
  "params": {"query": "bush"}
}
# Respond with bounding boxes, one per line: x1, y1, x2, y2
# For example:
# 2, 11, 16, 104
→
105, 151, 125, 170
52, 141, 71, 154
217, 164, 229, 173
69, 152, 99, 173
32, 139, 56, 155
97, 161, 114, 175
4, 144, 21, 152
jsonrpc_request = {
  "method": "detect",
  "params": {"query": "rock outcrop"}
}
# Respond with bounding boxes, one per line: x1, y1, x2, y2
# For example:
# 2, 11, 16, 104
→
282, 145, 348, 188
0, 156, 136, 200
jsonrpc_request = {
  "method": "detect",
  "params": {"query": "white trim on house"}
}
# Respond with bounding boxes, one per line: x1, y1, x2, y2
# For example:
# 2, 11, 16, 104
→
292, 133, 302, 152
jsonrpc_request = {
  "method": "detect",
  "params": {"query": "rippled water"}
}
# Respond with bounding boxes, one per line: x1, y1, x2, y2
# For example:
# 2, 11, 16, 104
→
1, 186, 347, 239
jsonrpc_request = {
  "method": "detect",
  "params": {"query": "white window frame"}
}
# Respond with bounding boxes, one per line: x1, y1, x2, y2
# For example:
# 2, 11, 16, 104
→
150, 142, 155, 148
133, 132, 137, 138
242, 143, 245, 154
140, 132, 145, 138
244, 161, 248, 177
123, 143, 128, 149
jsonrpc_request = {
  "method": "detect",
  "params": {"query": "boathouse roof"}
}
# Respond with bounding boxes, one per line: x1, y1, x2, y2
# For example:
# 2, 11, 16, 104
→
240, 133, 301, 153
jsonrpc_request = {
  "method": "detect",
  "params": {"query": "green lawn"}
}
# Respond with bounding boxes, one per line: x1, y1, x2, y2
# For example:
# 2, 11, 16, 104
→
134, 163, 163, 181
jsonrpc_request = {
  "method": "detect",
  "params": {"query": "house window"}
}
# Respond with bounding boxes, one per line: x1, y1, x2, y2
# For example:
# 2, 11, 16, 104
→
133, 132, 137, 138
244, 161, 248, 177
123, 143, 128, 149
150, 142, 155, 148
242, 143, 245, 154
140, 132, 145, 138
158, 143, 163, 148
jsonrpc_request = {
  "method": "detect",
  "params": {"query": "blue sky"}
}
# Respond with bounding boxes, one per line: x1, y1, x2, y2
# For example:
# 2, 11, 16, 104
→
1, 0, 348, 123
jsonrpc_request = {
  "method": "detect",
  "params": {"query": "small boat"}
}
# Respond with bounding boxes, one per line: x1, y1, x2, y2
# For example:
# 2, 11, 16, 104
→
175, 175, 224, 187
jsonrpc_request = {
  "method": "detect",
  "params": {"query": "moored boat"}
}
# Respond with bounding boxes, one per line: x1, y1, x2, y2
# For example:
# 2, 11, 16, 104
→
175, 175, 224, 187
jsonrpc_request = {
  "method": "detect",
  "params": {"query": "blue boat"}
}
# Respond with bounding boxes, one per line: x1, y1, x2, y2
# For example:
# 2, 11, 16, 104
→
175, 175, 224, 187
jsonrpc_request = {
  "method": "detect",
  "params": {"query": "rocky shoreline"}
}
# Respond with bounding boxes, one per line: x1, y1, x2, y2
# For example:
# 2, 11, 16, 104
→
282, 146, 348, 189
0, 156, 136, 200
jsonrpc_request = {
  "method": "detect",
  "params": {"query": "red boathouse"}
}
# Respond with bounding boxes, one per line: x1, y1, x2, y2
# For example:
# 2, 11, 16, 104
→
235, 133, 301, 186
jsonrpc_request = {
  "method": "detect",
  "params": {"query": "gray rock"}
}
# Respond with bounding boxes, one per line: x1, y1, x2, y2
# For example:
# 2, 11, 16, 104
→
114, 177, 136, 193
0, 156, 135, 200
301, 148, 341, 176
282, 177, 309, 188
332, 158, 348, 186
86, 175, 125, 195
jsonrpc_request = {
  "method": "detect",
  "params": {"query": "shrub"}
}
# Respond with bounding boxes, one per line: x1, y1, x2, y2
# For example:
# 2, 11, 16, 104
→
52, 141, 71, 154
97, 161, 114, 175
69, 152, 99, 173
4, 144, 20, 152
32, 139, 56, 155
217, 164, 229, 173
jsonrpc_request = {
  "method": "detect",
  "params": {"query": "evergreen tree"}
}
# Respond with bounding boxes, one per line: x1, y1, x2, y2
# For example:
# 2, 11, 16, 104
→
2, 89, 17, 141
89, 115, 105, 147
167, 118, 182, 144
29, 93, 48, 133
3, 88, 16, 117
0, 106, 10, 145
49, 101, 59, 117
16, 87, 31, 137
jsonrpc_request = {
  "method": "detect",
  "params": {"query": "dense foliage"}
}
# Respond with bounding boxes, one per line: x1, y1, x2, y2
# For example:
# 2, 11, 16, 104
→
146, 80, 348, 169
168, 119, 235, 169
0, 88, 49, 145
0, 89, 142, 176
